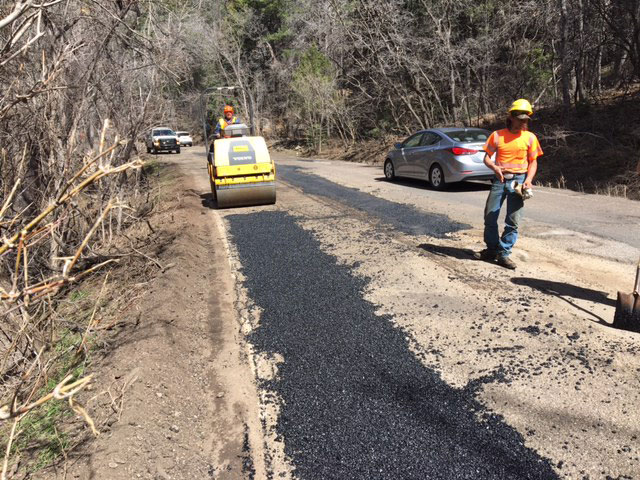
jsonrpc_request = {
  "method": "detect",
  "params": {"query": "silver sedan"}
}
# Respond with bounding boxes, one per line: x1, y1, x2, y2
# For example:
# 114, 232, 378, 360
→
383, 128, 494, 190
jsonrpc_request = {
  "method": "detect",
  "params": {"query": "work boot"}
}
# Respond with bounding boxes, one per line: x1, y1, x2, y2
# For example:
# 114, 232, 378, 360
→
473, 249, 497, 261
497, 255, 517, 270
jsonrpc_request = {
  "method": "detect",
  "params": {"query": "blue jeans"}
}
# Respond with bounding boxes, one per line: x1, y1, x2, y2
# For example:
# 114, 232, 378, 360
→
483, 174, 525, 258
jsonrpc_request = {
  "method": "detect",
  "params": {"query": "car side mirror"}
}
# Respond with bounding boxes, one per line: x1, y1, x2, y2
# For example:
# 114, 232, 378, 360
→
394, 142, 403, 149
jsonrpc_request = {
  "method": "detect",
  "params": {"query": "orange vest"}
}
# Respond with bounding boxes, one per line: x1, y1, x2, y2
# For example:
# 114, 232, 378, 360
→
485, 129, 543, 174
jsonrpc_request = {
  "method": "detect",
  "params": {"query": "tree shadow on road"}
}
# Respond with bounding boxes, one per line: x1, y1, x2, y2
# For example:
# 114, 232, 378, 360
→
375, 177, 491, 192
418, 243, 476, 260
511, 277, 615, 326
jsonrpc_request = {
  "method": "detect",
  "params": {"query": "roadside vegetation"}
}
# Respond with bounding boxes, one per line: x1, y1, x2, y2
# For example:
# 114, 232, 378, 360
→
0, 1, 197, 476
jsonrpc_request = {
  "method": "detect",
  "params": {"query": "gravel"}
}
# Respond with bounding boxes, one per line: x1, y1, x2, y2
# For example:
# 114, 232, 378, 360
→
228, 210, 558, 479
278, 165, 470, 237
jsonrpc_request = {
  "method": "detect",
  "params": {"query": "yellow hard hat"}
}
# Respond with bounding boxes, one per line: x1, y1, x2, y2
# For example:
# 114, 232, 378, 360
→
509, 99, 533, 115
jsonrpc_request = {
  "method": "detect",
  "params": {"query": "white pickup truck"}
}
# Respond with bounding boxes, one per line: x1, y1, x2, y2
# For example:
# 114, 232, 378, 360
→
146, 127, 180, 154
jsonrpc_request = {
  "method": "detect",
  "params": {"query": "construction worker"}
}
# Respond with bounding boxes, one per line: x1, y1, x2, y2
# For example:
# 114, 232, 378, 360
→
474, 99, 543, 269
209, 105, 241, 154
214, 105, 240, 139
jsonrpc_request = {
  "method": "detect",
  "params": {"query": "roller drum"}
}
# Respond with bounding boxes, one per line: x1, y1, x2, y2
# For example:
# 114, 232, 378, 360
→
215, 182, 276, 208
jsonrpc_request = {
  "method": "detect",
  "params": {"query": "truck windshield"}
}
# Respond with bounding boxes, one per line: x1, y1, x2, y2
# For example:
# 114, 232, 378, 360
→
154, 129, 174, 136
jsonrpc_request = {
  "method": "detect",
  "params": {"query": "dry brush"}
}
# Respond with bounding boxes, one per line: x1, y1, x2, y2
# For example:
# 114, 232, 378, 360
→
0, 0, 195, 474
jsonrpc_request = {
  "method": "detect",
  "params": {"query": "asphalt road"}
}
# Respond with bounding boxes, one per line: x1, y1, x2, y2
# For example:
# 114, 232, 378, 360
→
228, 210, 557, 479
169, 147, 640, 479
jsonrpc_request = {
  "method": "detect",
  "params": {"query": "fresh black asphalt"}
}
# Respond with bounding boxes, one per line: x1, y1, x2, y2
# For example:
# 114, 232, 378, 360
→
278, 165, 470, 237
227, 210, 558, 479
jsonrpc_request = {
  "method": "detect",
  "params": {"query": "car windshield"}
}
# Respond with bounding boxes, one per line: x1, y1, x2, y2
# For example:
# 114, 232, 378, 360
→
176, 132, 188, 136
445, 129, 490, 143
154, 129, 174, 136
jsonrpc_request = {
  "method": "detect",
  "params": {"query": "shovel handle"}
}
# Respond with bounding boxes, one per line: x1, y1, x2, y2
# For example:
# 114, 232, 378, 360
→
634, 258, 640, 295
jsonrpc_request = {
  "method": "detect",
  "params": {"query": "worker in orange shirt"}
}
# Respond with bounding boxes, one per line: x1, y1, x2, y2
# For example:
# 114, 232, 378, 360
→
474, 99, 543, 269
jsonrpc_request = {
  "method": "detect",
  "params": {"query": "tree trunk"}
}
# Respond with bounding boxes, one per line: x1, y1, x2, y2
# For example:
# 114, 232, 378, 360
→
450, 66, 457, 123
574, 0, 586, 103
558, 0, 572, 113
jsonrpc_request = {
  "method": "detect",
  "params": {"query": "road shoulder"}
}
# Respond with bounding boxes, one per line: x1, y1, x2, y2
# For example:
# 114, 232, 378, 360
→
46, 161, 259, 480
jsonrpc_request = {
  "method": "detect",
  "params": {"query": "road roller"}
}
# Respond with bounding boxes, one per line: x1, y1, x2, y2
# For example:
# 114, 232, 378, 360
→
207, 123, 276, 208
201, 85, 276, 208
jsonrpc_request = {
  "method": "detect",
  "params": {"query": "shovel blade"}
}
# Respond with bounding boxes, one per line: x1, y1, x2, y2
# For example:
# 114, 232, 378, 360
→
613, 291, 640, 332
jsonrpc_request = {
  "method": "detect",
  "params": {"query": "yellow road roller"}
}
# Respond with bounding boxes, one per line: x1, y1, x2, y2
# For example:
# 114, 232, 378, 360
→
207, 124, 276, 208
202, 86, 276, 208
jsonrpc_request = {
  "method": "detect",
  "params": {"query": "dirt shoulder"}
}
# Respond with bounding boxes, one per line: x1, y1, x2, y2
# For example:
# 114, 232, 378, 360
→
39, 160, 260, 480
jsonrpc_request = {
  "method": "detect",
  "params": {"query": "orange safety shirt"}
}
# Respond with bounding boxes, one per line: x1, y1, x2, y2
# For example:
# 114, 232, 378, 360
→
483, 129, 543, 174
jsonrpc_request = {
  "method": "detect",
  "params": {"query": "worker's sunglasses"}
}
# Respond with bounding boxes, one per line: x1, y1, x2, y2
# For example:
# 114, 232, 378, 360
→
510, 111, 531, 120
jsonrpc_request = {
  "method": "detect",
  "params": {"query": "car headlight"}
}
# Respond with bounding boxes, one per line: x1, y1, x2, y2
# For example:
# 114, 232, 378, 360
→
154, 140, 160, 145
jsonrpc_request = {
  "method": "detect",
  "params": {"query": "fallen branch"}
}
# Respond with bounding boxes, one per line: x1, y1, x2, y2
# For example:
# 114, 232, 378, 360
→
0, 374, 95, 424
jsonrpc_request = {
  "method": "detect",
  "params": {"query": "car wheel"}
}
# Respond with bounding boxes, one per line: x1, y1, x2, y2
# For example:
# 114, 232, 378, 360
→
146, 146, 151, 153
384, 160, 395, 180
429, 163, 446, 190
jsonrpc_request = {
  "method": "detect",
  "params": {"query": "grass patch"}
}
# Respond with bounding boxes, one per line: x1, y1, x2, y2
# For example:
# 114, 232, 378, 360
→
14, 400, 72, 471
68, 290, 89, 302
144, 158, 179, 183
4, 329, 88, 472
143, 158, 163, 176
